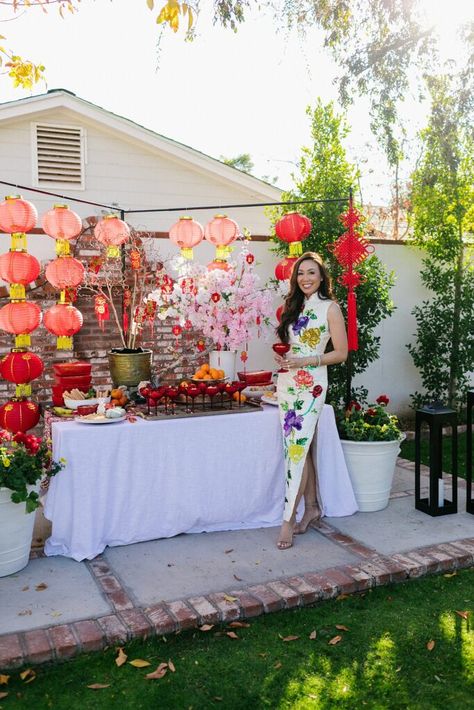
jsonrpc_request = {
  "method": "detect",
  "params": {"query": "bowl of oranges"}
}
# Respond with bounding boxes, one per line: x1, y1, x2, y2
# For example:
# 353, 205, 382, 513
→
191, 363, 227, 384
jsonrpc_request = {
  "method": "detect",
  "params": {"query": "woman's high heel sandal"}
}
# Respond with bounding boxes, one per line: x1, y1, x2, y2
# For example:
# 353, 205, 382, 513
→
294, 505, 321, 535
277, 521, 294, 550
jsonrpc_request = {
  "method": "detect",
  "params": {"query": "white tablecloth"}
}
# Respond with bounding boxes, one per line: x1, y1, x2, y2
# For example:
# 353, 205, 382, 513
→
44, 404, 357, 561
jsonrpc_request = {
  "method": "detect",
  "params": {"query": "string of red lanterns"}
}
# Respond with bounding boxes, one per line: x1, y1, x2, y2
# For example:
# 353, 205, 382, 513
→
168, 214, 240, 271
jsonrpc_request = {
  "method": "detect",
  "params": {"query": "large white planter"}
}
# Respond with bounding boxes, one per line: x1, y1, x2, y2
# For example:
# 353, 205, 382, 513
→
0, 487, 37, 577
209, 350, 237, 381
340, 437, 405, 512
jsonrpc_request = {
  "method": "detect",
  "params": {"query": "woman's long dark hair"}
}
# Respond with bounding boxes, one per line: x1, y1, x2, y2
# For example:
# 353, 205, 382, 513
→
276, 252, 334, 344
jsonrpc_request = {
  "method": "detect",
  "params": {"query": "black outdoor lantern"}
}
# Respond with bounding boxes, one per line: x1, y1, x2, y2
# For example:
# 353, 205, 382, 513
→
466, 390, 473, 515
415, 403, 458, 516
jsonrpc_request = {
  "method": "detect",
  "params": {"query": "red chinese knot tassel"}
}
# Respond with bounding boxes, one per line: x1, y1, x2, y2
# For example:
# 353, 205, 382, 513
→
94, 295, 109, 330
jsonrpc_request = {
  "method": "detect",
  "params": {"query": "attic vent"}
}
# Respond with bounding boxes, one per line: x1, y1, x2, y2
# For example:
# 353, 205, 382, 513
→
33, 123, 85, 189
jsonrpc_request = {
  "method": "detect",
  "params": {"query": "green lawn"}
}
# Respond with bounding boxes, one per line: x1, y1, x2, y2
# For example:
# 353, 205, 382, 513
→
400, 432, 468, 478
1, 569, 473, 709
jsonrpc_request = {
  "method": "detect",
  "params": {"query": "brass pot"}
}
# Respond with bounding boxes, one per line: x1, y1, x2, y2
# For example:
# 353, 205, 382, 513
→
108, 349, 152, 387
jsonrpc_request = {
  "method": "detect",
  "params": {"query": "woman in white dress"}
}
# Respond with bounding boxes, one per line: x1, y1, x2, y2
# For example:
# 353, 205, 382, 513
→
274, 252, 348, 550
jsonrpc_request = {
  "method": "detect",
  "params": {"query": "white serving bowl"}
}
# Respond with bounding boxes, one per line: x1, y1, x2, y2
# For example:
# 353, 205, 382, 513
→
242, 384, 275, 401
64, 396, 110, 410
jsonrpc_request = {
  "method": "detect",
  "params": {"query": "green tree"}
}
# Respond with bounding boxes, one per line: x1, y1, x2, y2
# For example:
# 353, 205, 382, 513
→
407, 75, 474, 411
220, 152, 255, 174
269, 100, 395, 410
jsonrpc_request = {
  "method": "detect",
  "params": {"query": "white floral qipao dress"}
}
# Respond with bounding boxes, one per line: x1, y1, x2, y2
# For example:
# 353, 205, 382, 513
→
277, 294, 333, 522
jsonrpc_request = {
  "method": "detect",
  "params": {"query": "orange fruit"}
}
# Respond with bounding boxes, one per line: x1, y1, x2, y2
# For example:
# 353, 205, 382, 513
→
233, 392, 247, 402
201, 363, 210, 373
217, 369, 225, 378
209, 368, 219, 379
203, 374, 212, 380
111, 388, 122, 399
193, 371, 203, 379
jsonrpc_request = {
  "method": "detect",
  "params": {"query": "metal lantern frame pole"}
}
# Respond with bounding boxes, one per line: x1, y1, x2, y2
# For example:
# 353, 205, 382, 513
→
467, 389, 473, 514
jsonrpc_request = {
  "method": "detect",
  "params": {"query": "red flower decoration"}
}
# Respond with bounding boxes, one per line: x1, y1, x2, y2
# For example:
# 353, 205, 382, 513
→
295, 370, 314, 388
312, 385, 323, 398
172, 325, 182, 337
240, 350, 248, 362
366, 408, 377, 417
348, 400, 361, 411
196, 339, 206, 352
211, 292, 220, 303
246, 253, 255, 264
376, 394, 389, 406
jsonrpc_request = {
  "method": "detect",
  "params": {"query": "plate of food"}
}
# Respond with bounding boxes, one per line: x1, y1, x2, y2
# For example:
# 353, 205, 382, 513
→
261, 392, 279, 406
242, 384, 276, 401
75, 413, 127, 425
63, 387, 110, 411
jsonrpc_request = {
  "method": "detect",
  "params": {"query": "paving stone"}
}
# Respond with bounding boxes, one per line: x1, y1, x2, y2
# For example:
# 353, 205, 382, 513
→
226, 589, 264, 618
441, 541, 474, 566
348, 543, 377, 559
422, 546, 457, 572
302, 573, 338, 600
165, 600, 200, 630
107, 590, 135, 611
338, 564, 375, 590
327, 532, 356, 546
207, 593, 241, 621
284, 576, 321, 605
97, 614, 129, 645
267, 580, 300, 608
359, 558, 405, 585
73, 620, 104, 653
323, 567, 361, 594
98, 575, 123, 594
0, 633, 24, 669
87, 557, 112, 577
48, 624, 78, 661
23, 628, 53, 665
145, 603, 177, 635
245, 584, 285, 613
119, 609, 153, 640
187, 596, 221, 624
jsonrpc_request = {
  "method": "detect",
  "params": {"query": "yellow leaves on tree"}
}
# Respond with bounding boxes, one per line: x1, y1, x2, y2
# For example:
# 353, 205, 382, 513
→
152, 1, 195, 34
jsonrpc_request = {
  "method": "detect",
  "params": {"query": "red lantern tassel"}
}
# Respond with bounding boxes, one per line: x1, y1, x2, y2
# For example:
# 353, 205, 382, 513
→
347, 289, 358, 351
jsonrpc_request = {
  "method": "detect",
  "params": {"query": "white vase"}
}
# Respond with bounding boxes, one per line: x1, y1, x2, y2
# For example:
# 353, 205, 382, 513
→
209, 350, 237, 381
340, 436, 405, 512
0, 486, 37, 577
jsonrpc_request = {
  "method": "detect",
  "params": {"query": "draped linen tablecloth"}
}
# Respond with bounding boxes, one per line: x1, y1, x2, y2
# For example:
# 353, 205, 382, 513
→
44, 404, 357, 561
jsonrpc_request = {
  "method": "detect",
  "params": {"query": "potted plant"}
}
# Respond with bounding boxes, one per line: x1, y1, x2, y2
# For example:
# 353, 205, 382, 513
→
337, 395, 405, 512
150, 241, 273, 380
0, 430, 64, 577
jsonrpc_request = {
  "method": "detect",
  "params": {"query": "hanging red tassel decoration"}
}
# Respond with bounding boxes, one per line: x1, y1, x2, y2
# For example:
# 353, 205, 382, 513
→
123, 288, 131, 335
328, 200, 373, 351
130, 250, 141, 270
94, 294, 109, 330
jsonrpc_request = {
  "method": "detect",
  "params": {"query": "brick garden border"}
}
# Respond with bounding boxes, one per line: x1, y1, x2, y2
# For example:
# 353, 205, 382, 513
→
1, 458, 472, 670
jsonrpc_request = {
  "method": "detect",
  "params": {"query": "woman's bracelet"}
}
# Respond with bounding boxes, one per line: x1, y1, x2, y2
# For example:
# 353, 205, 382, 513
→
316, 354, 322, 367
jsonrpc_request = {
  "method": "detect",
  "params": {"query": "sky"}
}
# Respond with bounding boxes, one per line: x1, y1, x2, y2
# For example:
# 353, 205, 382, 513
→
0, 0, 472, 204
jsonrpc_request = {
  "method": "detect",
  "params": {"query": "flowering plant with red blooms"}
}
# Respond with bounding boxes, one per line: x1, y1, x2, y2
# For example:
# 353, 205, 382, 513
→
0, 430, 64, 512
338, 395, 402, 442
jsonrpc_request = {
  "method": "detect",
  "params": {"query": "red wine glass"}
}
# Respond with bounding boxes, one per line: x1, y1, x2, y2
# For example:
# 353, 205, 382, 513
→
198, 381, 207, 410
225, 382, 237, 409
272, 342, 291, 373
234, 381, 247, 407
187, 386, 200, 413
206, 385, 218, 410
217, 381, 228, 408
166, 386, 179, 415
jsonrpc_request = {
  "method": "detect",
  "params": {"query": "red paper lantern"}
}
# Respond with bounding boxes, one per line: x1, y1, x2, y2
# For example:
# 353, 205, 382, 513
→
1, 351, 44, 383
275, 212, 312, 256
205, 215, 239, 260
45, 257, 85, 290
0, 196, 37, 233
94, 215, 130, 258
169, 216, 204, 259
0, 301, 42, 336
0, 251, 40, 285
276, 305, 284, 322
42, 204, 82, 240
43, 303, 83, 350
274, 256, 297, 281
0, 399, 40, 433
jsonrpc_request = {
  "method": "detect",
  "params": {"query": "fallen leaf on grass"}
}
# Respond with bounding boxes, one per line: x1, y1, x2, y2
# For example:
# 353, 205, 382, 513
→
50, 611, 62, 618
224, 549, 234, 554
115, 647, 128, 667
274, 661, 282, 669
20, 669, 36, 683
328, 635, 342, 645
146, 663, 168, 680
228, 621, 250, 628
426, 640, 435, 651
35, 583, 47, 592
309, 630, 317, 640
0, 692, 8, 699
233, 574, 243, 582
434, 675, 441, 682
213, 697, 223, 702
336, 594, 349, 601
396, 667, 402, 673
223, 594, 237, 603
168, 660, 176, 673
335, 625, 350, 632
17, 609, 32, 616
258, 653, 267, 658
455, 611, 470, 620
443, 572, 457, 578
129, 659, 151, 668
199, 624, 214, 632
226, 631, 239, 639
87, 683, 110, 690
281, 635, 299, 642
0, 674, 10, 685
